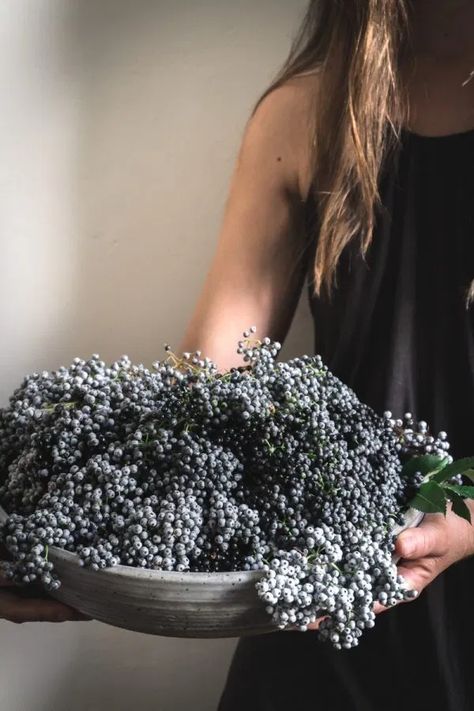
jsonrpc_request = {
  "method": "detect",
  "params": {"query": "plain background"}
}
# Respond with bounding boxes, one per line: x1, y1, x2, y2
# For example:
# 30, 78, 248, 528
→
0, 1, 313, 709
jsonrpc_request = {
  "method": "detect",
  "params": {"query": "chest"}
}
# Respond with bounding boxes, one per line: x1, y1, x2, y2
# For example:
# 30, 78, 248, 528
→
404, 54, 474, 136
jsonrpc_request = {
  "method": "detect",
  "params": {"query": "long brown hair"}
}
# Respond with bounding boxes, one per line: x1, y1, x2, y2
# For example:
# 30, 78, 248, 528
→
251, 0, 410, 296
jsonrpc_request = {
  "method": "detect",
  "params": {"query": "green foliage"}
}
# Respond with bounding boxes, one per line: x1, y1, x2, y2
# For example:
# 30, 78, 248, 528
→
448, 492, 472, 523
430, 457, 474, 484
410, 481, 446, 515
444, 484, 474, 499
402, 454, 448, 479
407, 456, 474, 522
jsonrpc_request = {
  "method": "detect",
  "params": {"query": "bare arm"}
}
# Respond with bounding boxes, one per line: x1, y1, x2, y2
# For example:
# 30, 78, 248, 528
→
179, 79, 315, 370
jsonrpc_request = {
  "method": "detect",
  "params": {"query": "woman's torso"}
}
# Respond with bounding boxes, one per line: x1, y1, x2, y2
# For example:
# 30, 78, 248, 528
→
218, 127, 474, 711
306, 127, 474, 459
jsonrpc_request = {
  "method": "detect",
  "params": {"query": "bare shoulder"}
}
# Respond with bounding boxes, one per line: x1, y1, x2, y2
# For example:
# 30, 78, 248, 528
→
241, 72, 318, 202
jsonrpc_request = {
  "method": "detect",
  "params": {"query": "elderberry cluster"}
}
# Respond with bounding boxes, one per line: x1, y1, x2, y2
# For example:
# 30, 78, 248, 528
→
0, 329, 451, 649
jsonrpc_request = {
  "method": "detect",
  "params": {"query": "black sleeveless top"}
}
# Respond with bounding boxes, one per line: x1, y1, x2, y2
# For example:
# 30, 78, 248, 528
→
218, 128, 474, 711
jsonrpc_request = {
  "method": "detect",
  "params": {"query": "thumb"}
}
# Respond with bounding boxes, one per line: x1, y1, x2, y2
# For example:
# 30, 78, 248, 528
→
396, 518, 447, 560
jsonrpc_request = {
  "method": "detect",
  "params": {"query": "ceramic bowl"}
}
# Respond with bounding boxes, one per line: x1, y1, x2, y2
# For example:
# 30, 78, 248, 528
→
0, 504, 423, 638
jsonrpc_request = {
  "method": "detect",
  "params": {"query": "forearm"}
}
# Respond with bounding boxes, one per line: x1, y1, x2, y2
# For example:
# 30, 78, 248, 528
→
178, 263, 304, 372
179, 298, 283, 373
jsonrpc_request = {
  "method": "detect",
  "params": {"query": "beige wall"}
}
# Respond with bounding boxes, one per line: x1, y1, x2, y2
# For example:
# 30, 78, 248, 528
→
0, 1, 312, 709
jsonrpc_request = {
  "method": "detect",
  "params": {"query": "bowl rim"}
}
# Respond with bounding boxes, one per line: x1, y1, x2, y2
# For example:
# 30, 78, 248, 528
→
0, 502, 423, 581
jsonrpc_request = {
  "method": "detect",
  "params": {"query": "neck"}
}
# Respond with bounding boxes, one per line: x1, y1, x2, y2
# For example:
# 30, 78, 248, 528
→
410, 0, 474, 57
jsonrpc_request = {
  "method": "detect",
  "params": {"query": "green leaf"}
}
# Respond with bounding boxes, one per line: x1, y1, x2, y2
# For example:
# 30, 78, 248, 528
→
448, 492, 472, 523
402, 454, 448, 479
431, 457, 474, 484
409, 481, 447, 515
444, 484, 474, 500
464, 470, 474, 485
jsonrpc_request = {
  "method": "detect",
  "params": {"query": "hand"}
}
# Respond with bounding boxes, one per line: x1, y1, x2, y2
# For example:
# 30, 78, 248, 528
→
0, 570, 91, 623
307, 503, 474, 629
0, 554, 91, 624
375, 502, 474, 614
306, 617, 324, 631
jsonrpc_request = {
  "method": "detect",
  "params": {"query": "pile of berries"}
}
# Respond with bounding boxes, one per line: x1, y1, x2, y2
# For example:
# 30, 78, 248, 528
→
0, 329, 450, 648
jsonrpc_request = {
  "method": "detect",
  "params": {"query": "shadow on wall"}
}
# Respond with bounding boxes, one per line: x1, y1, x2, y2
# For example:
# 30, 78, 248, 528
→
37, 623, 237, 711
66, 0, 312, 364
0, 616, 236, 711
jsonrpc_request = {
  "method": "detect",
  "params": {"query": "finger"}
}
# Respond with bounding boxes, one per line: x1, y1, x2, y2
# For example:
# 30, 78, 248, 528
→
373, 601, 387, 615
395, 516, 448, 561
283, 615, 326, 632
307, 615, 328, 631
396, 558, 435, 595
0, 595, 92, 622
0, 590, 92, 623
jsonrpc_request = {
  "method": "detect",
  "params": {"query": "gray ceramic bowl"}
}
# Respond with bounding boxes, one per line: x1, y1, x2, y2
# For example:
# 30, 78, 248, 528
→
0, 504, 423, 638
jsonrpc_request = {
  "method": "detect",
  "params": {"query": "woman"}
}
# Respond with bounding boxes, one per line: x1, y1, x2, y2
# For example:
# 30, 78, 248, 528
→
1, 0, 472, 707
180, 1, 474, 709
